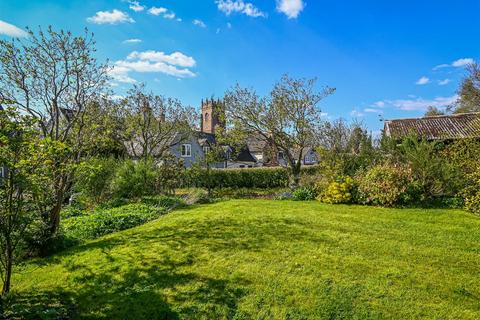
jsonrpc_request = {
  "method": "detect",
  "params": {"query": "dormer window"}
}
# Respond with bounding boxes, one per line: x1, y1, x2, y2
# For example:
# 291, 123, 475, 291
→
181, 144, 192, 157
203, 146, 210, 154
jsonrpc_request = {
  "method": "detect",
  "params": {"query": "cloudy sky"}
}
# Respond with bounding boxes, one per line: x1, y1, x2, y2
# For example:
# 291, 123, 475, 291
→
1, 0, 479, 132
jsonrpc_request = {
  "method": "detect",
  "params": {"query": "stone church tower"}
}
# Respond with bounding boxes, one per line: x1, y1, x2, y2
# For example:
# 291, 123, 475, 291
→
200, 98, 225, 135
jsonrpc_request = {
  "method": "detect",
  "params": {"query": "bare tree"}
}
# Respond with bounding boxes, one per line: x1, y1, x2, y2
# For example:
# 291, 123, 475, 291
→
455, 62, 480, 114
0, 26, 109, 236
424, 106, 445, 117
224, 75, 335, 187
123, 84, 196, 162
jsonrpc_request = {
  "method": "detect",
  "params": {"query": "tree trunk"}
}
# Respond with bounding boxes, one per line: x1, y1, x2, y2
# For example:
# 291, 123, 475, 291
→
49, 200, 62, 236
2, 241, 13, 295
289, 165, 301, 189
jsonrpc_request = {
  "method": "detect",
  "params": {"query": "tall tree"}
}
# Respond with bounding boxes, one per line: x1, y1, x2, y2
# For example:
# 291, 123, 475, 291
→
455, 62, 480, 113
122, 84, 196, 162
0, 27, 109, 236
224, 75, 335, 187
0, 108, 59, 295
317, 119, 376, 176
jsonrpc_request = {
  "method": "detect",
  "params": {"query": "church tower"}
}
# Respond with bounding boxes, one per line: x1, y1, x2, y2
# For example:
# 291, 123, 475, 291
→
200, 98, 225, 135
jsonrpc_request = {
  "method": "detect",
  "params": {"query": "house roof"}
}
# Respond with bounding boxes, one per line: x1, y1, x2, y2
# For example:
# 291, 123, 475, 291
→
247, 134, 268, 153
384, 112, 480, 141
292, 147, 316, 159
234, 148, 257, 163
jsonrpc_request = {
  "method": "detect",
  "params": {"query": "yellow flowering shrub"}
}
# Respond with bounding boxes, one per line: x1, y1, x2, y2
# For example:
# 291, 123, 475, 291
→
317, 176, 355, 204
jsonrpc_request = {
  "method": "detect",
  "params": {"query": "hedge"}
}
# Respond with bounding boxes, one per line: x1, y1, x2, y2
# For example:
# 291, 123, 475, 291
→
184, 166, 320, 189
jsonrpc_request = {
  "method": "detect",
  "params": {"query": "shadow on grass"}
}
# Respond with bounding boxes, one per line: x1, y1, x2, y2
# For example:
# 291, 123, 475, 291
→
7, 248, 248, 319
6, 206, 341, 319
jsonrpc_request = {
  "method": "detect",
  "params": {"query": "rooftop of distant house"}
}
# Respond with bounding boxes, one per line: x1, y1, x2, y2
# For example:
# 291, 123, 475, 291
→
384, 112, 480, 141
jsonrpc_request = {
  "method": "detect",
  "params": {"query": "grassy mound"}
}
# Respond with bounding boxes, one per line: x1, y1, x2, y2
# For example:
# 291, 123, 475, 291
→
8, 200, 480, 319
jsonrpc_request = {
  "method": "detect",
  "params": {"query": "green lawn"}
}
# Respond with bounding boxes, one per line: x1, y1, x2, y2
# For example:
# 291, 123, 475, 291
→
10, 200, 480, 319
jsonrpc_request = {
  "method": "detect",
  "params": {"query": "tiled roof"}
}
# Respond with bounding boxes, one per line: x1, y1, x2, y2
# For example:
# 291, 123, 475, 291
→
384, 112, 480, 141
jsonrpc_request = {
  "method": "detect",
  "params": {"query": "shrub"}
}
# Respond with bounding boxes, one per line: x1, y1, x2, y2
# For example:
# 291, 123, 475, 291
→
399, 136, 460, 201
318, 176, 355, 204
356, 163, 415, 207
292, 187, 317, 201
60, 206, 85, 219
74, 157, 117, 205
110, 160, 160, 199
63, 204, 165, 240
461, 170, 480, 214
184, 166, 320, 190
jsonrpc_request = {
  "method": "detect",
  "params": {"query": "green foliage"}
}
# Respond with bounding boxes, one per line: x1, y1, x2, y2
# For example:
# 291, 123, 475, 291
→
63, 204, 165, 240
292, 187, 317, 201
74, 157, 118, 205
357, 163, 415, 207
0, 108, 65, 293
399, 136, 460, 201
318, 176, 355, 204
110, 159, 160, 199
317, 120, 378, 177
185, 166, 321, 190
461, 170, 480, 214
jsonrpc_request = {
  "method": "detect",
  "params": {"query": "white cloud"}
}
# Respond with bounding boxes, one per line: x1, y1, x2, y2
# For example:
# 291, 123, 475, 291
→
227, 22, 232, 28
193, 19, 207, 28
452, 58, 474, 67
148, 7, 168, 16
110, 50, 197, 82
364, 108, 383, 113
148, 7, 177, 20
115, 60, 196, 78
276, 0, 305, 19
216, 0, 266, 18
373, 101, 385, 108
164, 12, 176, 20
415, 76, 430, 85
127, 50, 196, 67
128, 1, 145, 12
387, 95, 458, 111
433, 63, 450, 71
438, 79, 451, 86
123, 38, 142, 44
108, 65, 137, 84
0, 20, 28, 37
87, 9, 134, 24
433, 58, 475, 70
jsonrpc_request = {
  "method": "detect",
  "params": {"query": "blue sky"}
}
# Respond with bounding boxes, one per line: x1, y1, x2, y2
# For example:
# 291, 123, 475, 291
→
1, 0, 479, 133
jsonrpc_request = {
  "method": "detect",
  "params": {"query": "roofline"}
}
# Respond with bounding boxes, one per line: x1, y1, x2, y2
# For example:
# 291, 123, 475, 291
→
384, 111, 480, 122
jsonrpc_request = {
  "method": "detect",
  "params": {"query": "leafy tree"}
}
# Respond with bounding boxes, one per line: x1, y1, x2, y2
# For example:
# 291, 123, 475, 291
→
122, 84, 196, 162
0, 26, 109, 237
223, 75, 335, 187
0, 109, 59, 296
317, 119, 376, 177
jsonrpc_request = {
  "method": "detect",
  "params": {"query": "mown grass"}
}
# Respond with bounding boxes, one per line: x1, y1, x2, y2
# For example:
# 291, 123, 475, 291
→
8, 200, 480, 319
